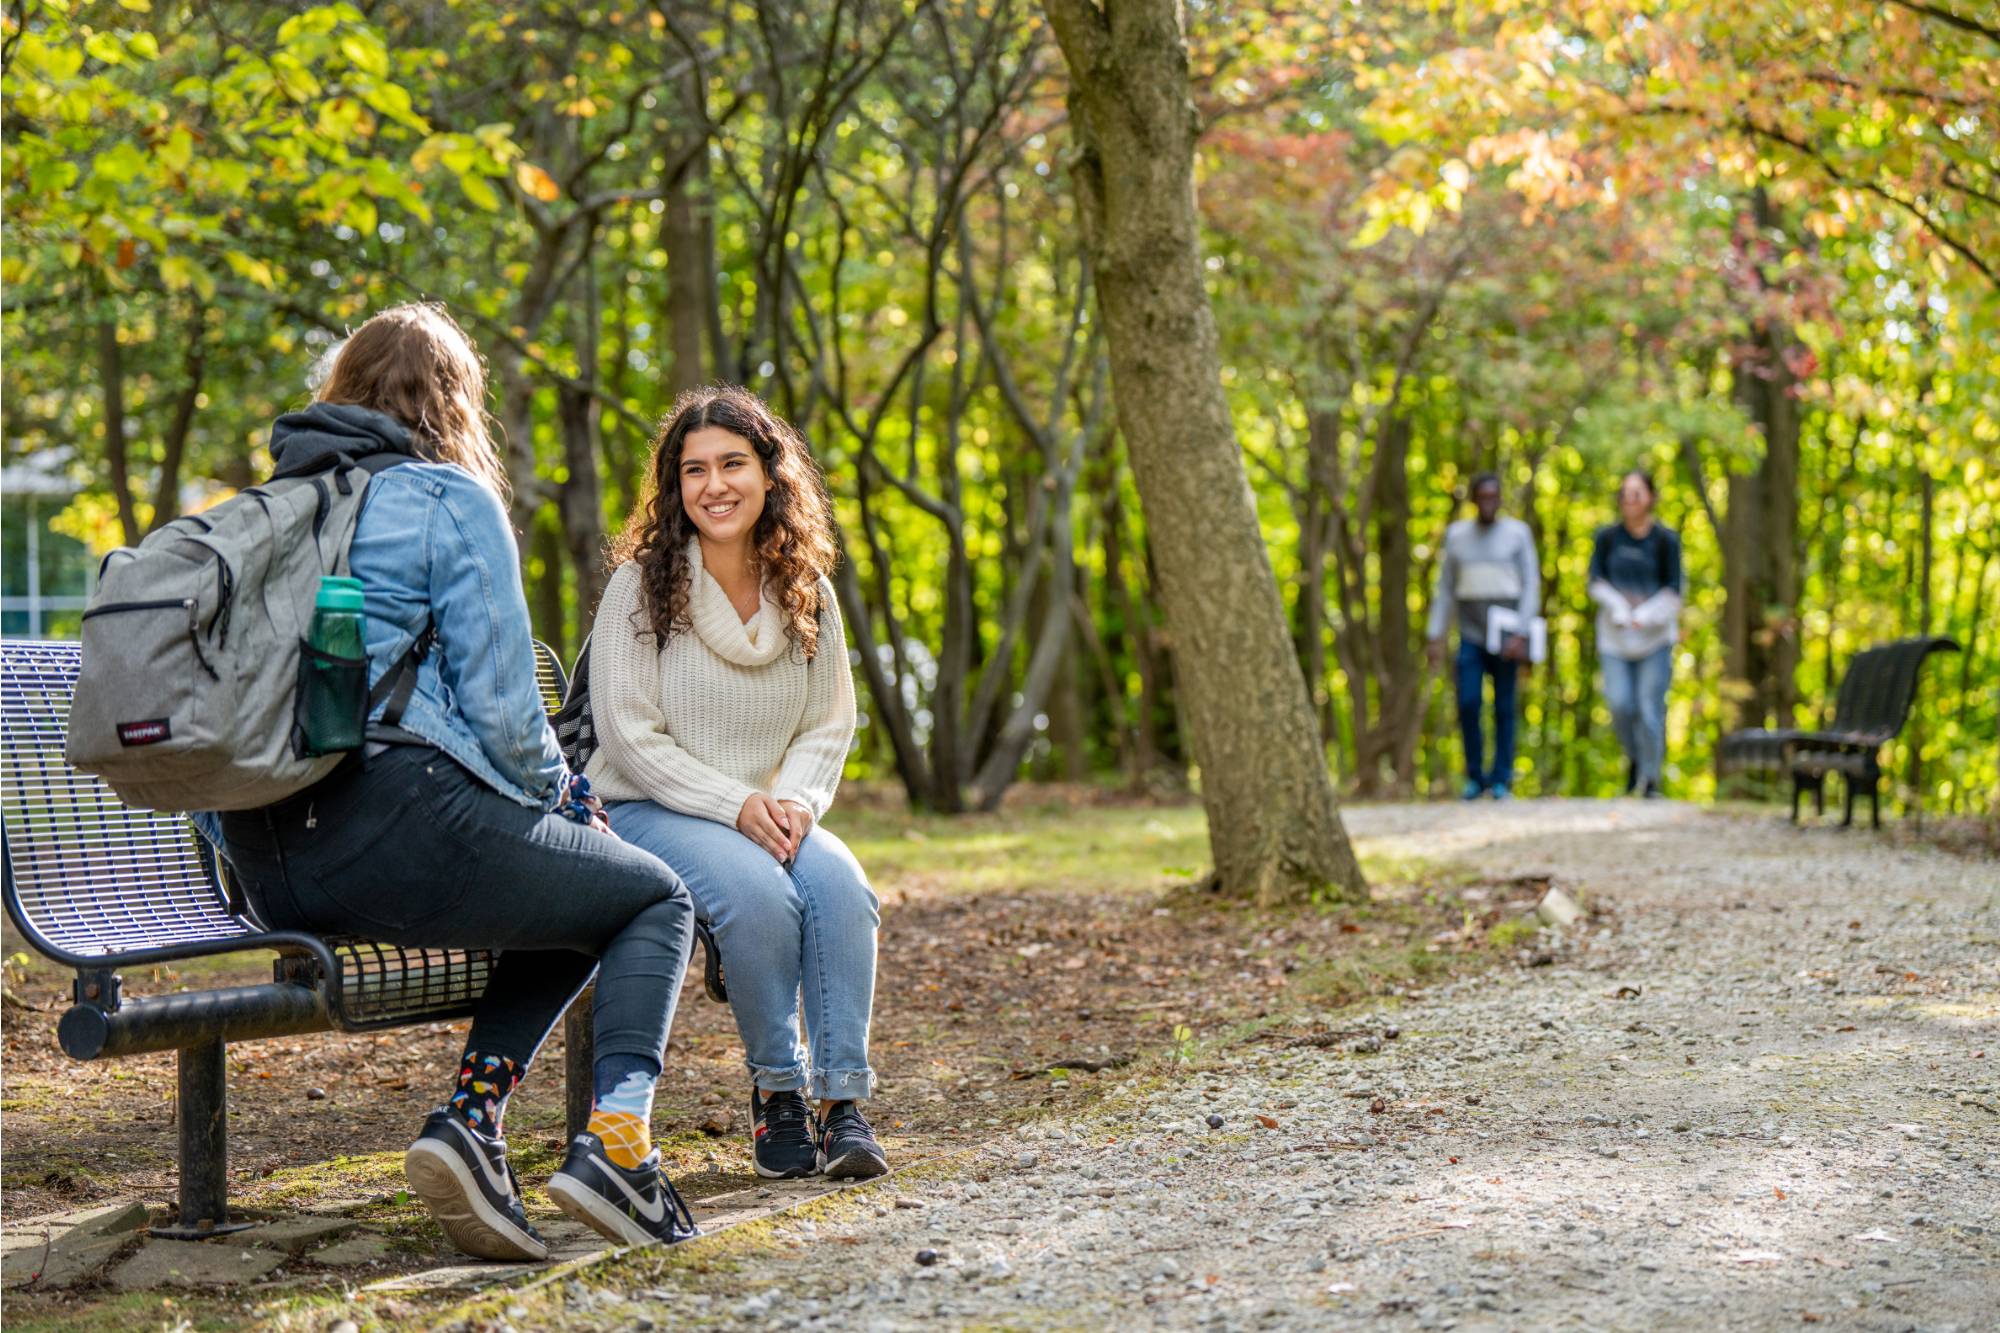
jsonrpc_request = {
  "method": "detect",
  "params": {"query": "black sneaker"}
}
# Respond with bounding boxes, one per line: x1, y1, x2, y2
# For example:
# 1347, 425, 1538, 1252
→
817, 1101, 889, 1179
751, 1088, 820, 1179
1625, 760, 1639, 795
403, 1108, 549, 1262
1643, 779, 1665, 800
546, 1132, 700, 1247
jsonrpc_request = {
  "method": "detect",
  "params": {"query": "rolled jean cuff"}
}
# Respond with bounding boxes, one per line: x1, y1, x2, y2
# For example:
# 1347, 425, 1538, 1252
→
811, 1067, 876, 1101
748, 1059, 809, 1093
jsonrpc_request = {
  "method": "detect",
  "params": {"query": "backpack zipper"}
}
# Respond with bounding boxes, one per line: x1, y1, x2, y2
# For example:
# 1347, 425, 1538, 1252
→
80, 597, 220, 680
80, 597, 197, 620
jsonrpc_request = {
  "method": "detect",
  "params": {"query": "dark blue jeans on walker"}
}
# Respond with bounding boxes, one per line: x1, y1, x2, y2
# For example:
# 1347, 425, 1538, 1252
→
1456, 638, 1519, 792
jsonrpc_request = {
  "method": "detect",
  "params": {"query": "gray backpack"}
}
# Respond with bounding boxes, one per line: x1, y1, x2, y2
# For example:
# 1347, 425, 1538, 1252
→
66, 453, 423, 813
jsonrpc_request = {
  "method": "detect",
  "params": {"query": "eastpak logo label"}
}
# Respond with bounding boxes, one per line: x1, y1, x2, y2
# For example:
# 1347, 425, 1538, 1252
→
116, 718, 172, 747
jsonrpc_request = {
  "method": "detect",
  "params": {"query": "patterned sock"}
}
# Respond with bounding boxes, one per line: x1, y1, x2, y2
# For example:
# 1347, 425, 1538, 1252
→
447, 1052, 522, 1137
586, 1053, 660, 1170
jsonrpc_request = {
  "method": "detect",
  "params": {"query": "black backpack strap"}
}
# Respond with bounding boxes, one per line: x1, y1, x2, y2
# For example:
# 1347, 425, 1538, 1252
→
368, 621, 437, 727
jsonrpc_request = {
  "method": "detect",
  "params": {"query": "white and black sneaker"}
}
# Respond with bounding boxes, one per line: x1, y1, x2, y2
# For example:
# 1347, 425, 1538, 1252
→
546, 1132, 700, 1248
751, 1087, 820, 1179
817, 1100, 889, 1179
403, 1108, 549, 1262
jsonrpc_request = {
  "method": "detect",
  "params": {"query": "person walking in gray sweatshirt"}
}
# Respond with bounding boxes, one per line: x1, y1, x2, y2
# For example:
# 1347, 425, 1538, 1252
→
1425, 473, 1540, 799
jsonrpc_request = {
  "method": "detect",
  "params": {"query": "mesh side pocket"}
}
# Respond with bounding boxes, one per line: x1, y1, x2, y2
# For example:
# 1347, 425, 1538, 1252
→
295, 640, 367, 757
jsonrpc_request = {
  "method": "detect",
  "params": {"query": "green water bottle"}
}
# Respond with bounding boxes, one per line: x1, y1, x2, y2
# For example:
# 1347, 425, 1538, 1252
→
302, 575, 368, 755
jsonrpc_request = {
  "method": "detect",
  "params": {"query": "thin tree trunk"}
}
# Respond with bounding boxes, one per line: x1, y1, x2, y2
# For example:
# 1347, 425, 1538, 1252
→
556, 382, 609, 639
1044, 0, 1364, 904
1723, 190, 1803, 730
663, 146, 717, 395
98, 318, 140, 546
146, 317, 207, 534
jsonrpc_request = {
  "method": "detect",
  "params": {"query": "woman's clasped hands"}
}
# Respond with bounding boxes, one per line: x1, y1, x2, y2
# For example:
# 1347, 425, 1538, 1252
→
736, 791, 812, 865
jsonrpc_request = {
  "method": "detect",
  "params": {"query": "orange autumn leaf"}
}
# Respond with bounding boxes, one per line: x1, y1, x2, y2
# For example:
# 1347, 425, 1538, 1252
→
515, 162, 561, 203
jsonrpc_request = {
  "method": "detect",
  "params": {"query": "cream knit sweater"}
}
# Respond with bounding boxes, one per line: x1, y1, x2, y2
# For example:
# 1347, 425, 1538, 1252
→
584, 543, 856, 825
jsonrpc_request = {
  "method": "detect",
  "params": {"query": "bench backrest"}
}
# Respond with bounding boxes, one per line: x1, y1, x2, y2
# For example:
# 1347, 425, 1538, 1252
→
1828, 635, 1960, 741
2, 639, 242, 961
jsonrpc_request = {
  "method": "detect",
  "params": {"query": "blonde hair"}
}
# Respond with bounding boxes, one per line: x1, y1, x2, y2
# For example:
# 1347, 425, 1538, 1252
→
315, 302, 509, 499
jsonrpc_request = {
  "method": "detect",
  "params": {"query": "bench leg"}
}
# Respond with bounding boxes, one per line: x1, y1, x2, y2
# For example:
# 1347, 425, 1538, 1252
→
1789, 777, 1802, 823
150, 1038, 253, 1238
564, 988, 595, 1142
1869, 777, 1881, 830
1841, 775, 1856, 828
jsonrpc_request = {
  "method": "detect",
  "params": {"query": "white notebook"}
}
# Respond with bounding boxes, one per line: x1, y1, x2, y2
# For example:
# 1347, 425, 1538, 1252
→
1485, 608, 1548, 663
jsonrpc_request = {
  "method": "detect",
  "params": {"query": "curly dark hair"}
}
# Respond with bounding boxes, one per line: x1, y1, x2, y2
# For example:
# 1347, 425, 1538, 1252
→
610, 385, 838, 658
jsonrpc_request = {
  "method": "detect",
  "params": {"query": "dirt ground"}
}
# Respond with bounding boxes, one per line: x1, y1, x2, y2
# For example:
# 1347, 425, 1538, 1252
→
501, 799, 1997, 1333
1, 787, 1497, 1327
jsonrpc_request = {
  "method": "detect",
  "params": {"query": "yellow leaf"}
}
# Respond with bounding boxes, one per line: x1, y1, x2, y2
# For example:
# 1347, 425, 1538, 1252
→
514, 161, 561, 203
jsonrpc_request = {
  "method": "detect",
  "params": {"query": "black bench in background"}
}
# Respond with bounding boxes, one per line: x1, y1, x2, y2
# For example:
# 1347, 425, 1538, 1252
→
1, 638, 717, 1239
1717, 634, 1960, 828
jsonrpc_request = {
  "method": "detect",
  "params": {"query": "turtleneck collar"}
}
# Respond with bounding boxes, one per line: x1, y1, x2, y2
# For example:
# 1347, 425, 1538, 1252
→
687, 538, 790, 667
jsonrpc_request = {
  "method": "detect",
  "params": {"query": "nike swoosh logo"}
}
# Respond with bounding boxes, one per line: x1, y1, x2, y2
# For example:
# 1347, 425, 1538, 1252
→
589, 1152, 666, 1223
447, 1117, 515, 1200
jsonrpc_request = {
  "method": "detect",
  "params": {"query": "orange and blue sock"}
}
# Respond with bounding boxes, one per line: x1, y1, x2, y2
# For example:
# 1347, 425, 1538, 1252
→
585, 1054, 659, 1169
447, 1052, 522, 1137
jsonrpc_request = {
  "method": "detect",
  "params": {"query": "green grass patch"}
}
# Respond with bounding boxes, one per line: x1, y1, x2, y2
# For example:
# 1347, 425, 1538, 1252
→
840, 801, 1210, 898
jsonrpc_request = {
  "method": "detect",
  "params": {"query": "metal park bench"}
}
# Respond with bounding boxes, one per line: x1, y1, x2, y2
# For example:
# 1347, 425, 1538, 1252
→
1716, 635, 1960, 828
1, 637, 718, 1239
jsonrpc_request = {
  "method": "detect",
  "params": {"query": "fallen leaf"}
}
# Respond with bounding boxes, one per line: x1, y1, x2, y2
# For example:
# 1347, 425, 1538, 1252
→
1728, 1250, 1786, 1265
1256, 1114, 1279, 1130
1774, 1187, 1786, 1200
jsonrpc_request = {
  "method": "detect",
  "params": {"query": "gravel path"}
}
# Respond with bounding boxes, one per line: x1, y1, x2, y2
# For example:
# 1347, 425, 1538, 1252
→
561, 801, 1999, 1331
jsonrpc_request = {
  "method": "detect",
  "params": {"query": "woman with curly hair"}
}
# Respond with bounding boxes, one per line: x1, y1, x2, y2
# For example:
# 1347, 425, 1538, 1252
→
585, 385, 885, 1180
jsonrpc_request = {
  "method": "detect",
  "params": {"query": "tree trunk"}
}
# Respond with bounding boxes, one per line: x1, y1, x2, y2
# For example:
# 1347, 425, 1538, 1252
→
146, 314, 207, 534
98, 317, 140, 546
1723, 192, 1803, 731
533, 513, 568, 661
1371, 413, 1418, 792
556, 382, 609, 639
1043, 0, 1365, 904
663, 164, 718, 395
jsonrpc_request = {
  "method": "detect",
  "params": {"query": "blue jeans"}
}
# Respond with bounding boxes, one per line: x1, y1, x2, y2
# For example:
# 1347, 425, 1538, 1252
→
1602, 645, 1673, 786
1455, 638, 1519, 790
606, 801, 880, 1101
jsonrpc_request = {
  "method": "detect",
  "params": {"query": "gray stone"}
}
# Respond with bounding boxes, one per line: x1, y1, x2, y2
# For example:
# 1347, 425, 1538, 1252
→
0, 1202, 151, 1287
310, 1235, 393, 1267
108, 1238, 287, 1290
245, 1215, 359, 1253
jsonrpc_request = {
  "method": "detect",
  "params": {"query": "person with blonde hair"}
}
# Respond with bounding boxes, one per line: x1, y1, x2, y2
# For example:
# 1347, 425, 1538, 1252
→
587, 385, 887, 1181
208, 303, 703, 1258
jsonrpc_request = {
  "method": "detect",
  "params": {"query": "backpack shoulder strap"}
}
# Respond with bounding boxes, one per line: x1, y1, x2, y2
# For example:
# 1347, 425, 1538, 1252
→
366, 621, 436, 728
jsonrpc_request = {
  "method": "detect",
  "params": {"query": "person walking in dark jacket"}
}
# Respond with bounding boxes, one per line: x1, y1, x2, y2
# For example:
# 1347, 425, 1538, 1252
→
1588, 470, 1683, 798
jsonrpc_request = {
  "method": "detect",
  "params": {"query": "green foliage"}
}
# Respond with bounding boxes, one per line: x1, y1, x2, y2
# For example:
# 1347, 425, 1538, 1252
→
3, 0, 1993, 815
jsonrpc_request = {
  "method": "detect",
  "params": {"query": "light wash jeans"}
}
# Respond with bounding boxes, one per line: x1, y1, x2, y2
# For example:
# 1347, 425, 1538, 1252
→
606, 800, 880, 1101
1602, 644, 1673, 786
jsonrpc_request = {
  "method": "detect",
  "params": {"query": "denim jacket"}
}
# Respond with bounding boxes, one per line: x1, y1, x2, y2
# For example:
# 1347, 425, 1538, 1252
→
347, 459, 567, 809
270, 404, 564, 808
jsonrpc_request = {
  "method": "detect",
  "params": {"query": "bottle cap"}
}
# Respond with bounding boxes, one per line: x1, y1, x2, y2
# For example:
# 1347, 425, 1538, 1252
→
315, 575, 366, 612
